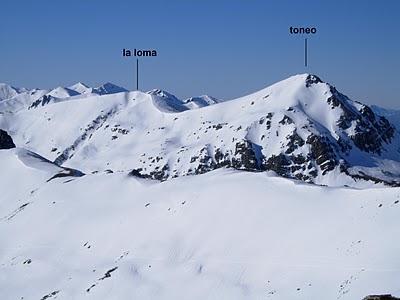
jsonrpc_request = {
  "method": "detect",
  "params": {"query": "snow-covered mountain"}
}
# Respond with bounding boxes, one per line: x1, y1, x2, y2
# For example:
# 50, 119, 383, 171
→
68, 82, 93, 95
1, 74, 399, 188
183, 95, 223, 109
0, 82, 128, 112
0, 83, 27, 101
28, 82, 128, 109
1, 74, 400, 299
93, 82, 128, 95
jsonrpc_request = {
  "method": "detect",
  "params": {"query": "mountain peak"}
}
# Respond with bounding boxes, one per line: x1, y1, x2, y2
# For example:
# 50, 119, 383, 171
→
147, 89, 178, 99
304, 74, 323, 87
0, 83, 24, 101
70, 82, 89, 88
183, 95, 221, 109
147, 89, 188, 112
271, 73, 323, 87
68, 82, 91, 94
94, 83, 127, 95
48, 86, 80, 98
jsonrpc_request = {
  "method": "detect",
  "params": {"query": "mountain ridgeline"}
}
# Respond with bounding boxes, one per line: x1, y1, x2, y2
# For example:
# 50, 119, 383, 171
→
1, 74, 399, 187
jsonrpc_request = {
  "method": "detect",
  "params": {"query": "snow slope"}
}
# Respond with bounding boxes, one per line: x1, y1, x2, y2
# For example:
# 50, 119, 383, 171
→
0, 159, 399, 300
0, 148, 82, 206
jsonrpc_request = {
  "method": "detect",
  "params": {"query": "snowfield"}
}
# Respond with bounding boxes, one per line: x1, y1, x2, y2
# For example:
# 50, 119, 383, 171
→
0, 153, 399, 299
1, 74, 400, 299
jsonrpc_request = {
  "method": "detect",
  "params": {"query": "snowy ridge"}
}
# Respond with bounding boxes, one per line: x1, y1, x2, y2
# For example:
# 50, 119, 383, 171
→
0, 83, 26, 101
183, 95, 222, 109
1, 74, 400, 187
68, 82, 93, 95
0, 82, 128, 112
28, 82, 128, 109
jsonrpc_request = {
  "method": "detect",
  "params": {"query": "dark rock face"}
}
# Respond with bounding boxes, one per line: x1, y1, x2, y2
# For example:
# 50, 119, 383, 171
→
351, 126, 382, 154
193, 141, 260, 175
326, 86, 395, 155
232, 141, 259, 170
285, 131, 305, 154
263, 153, 315, 183
29, 95, 53, 109
350, 105, 395, 154
363, 295, 400, 300
129, 164, 170, 181
305, 74, 323, 87
195, 147, 216, 174
306, 134, 338, 175
264, 153, 290, 176
148, 164, 170, 180
279, 115, 294, 125
128, 168, 149, 179
0, 129, 16, 149
327, 87, 360, 128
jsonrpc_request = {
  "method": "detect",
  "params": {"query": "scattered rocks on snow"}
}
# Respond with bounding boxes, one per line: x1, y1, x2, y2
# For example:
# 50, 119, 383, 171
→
40, 290, 59, 300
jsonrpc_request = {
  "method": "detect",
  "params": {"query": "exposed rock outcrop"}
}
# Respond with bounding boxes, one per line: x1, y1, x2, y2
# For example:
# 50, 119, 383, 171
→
363, 295, 400, 300
0, 129, 15, 149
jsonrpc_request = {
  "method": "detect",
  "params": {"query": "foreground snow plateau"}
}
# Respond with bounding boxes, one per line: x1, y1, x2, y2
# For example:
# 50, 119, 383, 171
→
0, 151, 399, 299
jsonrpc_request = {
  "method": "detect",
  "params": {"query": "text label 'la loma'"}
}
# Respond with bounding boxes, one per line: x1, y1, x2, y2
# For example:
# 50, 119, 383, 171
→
122, 48, 158, 57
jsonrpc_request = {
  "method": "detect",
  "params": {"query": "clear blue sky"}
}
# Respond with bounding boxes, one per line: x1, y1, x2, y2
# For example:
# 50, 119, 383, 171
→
1, 0, 399, 108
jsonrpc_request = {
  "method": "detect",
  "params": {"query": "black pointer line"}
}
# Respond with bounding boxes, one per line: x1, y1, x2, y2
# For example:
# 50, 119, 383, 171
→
136, 59, 139, 90
305, 38, 308, 67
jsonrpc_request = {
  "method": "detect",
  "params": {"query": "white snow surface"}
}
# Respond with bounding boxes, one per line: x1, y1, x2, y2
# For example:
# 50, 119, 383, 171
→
0, 154, 399, 299
1, 74, 400, 299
